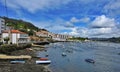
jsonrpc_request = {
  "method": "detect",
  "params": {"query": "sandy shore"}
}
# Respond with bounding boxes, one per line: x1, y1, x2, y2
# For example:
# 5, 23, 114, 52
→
0, 47, 51, 72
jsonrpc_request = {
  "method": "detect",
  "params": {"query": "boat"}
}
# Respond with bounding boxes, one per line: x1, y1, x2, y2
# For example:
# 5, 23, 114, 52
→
85, 59, 95, 64
45, 54, 49, 57
118, 53, 120, 55
10, 60, 25, 64
62, 52, 67, 56
40, 58, 48, 61
36, 60, 51, 64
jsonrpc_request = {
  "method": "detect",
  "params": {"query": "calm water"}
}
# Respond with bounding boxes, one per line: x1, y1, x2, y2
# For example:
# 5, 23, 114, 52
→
37, 41, 120, 72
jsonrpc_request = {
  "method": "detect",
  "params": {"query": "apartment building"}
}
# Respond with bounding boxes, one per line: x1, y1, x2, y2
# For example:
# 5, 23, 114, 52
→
2, 30, 30, 44
0, 18, 5, 34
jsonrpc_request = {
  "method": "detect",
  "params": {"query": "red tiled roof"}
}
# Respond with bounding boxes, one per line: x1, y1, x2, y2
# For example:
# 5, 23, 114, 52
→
2, 30, 26, 34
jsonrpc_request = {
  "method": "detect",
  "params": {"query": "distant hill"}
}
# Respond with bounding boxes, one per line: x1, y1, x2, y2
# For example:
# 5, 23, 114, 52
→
90, 37, 120, 43
1, 17, 48, 35
68, 37, 88, 41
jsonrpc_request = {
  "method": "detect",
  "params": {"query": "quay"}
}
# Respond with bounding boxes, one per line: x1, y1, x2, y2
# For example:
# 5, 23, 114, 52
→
0, 54, 31, 60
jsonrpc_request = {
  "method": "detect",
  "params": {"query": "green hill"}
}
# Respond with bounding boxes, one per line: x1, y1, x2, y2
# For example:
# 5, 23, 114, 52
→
1, 17, 48, 36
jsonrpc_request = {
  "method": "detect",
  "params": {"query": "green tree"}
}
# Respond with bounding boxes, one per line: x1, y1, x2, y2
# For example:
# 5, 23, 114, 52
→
4, 37, 10, 44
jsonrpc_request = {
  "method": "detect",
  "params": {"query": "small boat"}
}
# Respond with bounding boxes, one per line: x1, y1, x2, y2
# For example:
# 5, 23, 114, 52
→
45, 54, 49, 57
118, 53, 120, 55
44, 49, 47, 52
40, 58, 48, 61
62, 52, 66, 56
85, 59, 95, 64
36, 60, 51, 64
10, 60, 25, 64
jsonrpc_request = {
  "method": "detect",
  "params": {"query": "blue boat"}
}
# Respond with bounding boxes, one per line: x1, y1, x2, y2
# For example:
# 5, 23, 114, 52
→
10, 60, 25, 64
85, 59, 95, 64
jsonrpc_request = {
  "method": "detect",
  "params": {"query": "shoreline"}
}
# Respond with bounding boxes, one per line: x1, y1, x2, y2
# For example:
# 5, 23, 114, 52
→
0, 46, 51, 72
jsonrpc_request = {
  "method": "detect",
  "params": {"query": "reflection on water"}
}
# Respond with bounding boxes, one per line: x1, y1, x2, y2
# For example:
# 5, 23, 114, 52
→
37, 41, 120, 72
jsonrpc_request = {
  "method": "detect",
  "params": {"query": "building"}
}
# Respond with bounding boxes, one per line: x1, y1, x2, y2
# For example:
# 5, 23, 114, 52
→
36, 30, 73, 41
51, 33, 72, 41
2, 30, 30, 44
36, 30, 50, 38
0, 18, 5, 34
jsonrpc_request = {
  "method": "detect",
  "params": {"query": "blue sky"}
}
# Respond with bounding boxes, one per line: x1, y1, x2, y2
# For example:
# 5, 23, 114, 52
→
0, 0, 120, 38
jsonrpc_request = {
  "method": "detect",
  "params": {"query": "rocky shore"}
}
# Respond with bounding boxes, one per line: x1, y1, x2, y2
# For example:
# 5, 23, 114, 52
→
0, 46, 51, 72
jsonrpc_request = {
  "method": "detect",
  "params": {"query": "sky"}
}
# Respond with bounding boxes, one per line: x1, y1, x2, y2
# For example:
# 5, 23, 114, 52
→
0, 0, 120, 38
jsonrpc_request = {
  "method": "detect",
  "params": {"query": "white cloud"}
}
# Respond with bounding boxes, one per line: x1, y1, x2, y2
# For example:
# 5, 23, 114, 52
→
35, 18, 73, 33
65, 27, 88, 37
66, 15, 120, 38
90, 15, 115, 28
70, 17, 90, 23
70, 17, 80, 23
69, 28, 79, 36
80, 17, 90, 23
88, 15, 120, 38
0, 0, 72, 13
104, 0, 120, 17
65, 21, 74, 28
104, 0, 120, 10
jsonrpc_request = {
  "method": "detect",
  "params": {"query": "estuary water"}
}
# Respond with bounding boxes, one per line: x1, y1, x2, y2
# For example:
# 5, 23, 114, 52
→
37, 41, 120, 72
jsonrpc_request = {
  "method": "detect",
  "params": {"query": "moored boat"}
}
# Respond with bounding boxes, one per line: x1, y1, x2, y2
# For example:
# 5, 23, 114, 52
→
39, 58, 48, 61
85, 59, 95, 64
62, 52, 67, 56
10, 60, 25, 64
36, 60, 51, 64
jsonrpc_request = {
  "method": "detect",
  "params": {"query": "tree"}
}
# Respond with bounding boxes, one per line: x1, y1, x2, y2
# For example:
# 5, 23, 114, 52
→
4, 37, 10, 44
28, 30, 34, 36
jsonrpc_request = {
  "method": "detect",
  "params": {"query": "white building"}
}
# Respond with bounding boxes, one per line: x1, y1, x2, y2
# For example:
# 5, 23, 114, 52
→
2, 30, 30, 44
0, 18, 5, 34
51, 33, 72, 41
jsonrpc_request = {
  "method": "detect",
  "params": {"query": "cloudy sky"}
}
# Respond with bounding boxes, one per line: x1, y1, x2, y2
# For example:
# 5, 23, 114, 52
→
0, 0, 120, 38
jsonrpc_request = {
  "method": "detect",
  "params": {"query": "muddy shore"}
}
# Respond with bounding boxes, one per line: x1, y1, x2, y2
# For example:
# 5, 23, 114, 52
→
0, 47, 51, 72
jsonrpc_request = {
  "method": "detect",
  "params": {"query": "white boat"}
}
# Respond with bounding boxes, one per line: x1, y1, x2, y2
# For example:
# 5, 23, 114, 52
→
36, 60, 51, 64
62, 52, 67, 56
10, 60, 25, 64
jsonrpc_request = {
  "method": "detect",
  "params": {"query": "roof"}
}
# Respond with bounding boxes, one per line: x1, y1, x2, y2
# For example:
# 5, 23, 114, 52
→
2, 30, 26, 34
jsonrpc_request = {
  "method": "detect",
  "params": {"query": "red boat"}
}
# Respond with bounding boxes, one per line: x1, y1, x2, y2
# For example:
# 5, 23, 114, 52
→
40, 58, 48, 61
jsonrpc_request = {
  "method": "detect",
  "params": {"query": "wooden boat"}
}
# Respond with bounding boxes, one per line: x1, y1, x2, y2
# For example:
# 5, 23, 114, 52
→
10, 60, 25, 64
36, 60, 51, 64
40, 58, 48, 61
85, 59, 95, 64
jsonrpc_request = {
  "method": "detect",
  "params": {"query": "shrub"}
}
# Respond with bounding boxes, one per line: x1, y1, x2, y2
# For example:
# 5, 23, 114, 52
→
0, 44, 32, 54
0, 42, 3, 45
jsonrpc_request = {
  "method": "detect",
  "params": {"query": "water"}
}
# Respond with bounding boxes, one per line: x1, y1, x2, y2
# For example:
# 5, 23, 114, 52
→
37, 41, 120, 72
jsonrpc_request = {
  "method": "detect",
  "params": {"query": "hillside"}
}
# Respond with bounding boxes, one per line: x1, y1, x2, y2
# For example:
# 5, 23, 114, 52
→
90, 37, 120, 43
1, 17, 48, 35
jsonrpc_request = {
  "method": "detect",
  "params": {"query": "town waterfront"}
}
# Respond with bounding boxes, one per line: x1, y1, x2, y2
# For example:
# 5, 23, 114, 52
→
37, 41, 120, 72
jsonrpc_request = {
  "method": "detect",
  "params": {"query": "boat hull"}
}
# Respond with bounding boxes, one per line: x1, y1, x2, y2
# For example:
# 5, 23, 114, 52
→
36, 60, 51, 64
10, 61, 25, 64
